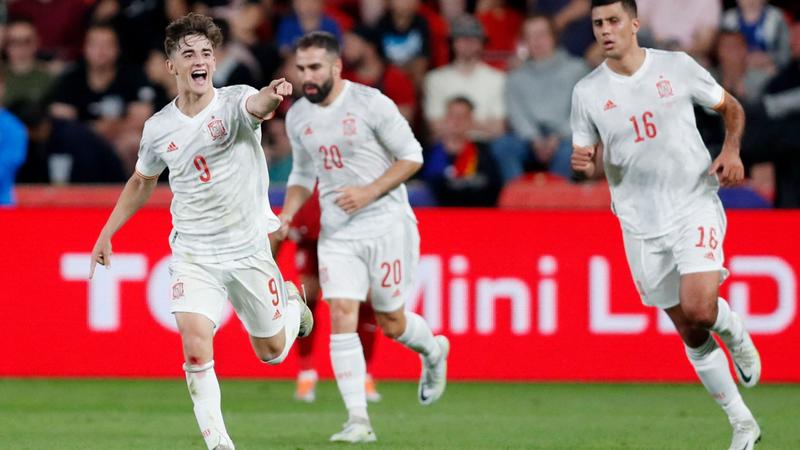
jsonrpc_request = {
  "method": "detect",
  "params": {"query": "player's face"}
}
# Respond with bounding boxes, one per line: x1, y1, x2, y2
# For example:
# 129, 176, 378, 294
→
167, 34, 216, 97
591, 3, 640, 59
295, 46, 342, 104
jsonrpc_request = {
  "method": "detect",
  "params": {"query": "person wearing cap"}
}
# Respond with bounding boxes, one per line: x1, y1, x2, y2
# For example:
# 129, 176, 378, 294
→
342, 24, 417, 123
423, 14, 506, 143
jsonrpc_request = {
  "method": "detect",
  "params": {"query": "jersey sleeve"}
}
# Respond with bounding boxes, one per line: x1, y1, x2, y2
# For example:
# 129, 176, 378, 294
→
285, 108, 317, 192
681, 53, 725, 109
570, 84, 600, 147
134, 122, 166, 179
236, 85, 264, 131
371, 92, 423, 163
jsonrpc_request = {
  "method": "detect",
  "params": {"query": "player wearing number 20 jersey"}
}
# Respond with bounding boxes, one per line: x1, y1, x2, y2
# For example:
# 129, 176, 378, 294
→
285, 80, 420, 240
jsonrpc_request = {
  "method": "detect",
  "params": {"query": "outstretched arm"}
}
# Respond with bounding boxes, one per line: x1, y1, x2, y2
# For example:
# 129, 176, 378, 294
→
245, 78, 293, 121
708, 91, 745, 187
90, 172, 158, 278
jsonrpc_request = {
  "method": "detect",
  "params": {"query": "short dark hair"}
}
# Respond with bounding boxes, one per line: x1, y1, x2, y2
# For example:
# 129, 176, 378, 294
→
86, 21, 118, 37
295, 31, 341, 56
447, 96, 474, 111
591, 0, 638, 18
164, 13, 223, 56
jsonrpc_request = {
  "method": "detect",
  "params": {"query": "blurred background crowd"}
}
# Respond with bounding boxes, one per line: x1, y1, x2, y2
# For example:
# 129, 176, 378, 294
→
1, 0, 799, 208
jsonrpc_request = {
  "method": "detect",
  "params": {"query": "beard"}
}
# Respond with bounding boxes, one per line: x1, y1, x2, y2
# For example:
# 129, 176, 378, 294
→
302, 77, 334, 104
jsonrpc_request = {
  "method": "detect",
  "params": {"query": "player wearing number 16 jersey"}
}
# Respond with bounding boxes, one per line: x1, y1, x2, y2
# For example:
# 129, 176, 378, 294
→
274, 31, 450, 444
89, 13, 313, 450
571, 2, 761, 450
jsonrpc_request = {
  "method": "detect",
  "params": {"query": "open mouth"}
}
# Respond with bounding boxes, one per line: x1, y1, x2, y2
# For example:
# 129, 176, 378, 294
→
191, 69, 208, 82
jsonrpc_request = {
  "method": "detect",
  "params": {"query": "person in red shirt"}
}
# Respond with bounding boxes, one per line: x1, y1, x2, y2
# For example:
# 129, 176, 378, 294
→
273, 187, 382, 403
476, 0, 524, 70
341, 24, 417, 124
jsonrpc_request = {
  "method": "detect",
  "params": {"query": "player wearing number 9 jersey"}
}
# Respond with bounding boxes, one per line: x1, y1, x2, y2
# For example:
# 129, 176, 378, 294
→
89, 13, 314, 450
571, 2, 761, 450
275, 31, 450, 443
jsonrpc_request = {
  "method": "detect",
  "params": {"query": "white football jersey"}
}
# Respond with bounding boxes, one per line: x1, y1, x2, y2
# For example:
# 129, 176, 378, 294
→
286, 81, 422, 240
571, 49, 725, 238
135, 85, 280, 263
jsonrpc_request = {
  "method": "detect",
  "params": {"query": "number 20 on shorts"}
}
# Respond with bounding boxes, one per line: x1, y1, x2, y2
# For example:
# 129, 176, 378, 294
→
380, 260, 402, 288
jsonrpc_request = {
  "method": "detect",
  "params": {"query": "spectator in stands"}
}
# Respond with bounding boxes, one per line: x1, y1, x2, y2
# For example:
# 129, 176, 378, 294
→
144, 48, 179, 111
424, 15, 505, 142
277, 0, 342, 54
213, 19, 261, 87
0, 75, 28, 206
91, 0, 171, 65
9, 0, 93, 63
636, 0, 721, 64
11, 101, 126, 185
49, 22, 155, 174
376, 0, 431, 87
714, 30, 772, 106
2, 18, 55, 108
721, 0, 792, 71
740, 31, 800, 208
422, 97, 501, 206
493, 14, 588, 182
342, 24, 417, 123
265, 117, 293, 184
528, 0, 594, 58
476, 0, 524, 69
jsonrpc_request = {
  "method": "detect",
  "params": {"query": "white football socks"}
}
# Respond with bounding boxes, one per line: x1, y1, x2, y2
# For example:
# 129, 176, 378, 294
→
184, 360, 234, 450
397, 311, 441, 364
330, 333, 368, 422
710, 297, 744, 348
685, 337, 753, 423
267, 298, 301, 365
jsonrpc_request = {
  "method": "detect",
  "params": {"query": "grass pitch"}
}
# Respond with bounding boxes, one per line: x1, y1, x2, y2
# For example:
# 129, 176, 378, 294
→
0, 379, 797, 449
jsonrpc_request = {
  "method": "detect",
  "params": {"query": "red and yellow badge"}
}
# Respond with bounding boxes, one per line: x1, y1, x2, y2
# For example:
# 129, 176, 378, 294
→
208, 118, 227, 140
656, 78, 673, 99
342, 116, 357, 136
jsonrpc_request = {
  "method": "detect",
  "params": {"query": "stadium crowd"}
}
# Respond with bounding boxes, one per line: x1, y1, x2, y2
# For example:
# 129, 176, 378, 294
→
1, 0, 799, 207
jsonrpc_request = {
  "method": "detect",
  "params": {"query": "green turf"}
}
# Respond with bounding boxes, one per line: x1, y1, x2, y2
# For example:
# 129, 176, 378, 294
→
0, 379, 797, 449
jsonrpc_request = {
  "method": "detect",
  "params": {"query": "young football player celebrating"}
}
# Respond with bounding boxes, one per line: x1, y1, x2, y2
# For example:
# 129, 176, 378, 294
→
90, 13, 312, 450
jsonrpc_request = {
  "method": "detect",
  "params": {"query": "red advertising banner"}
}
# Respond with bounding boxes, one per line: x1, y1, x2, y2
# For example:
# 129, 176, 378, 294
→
1, 208, 798, 381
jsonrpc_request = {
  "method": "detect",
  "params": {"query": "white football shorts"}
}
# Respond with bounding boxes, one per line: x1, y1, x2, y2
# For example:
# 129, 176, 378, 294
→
169, 249, 288, 338
318, 216, 420, 312
622, 199, 729, 309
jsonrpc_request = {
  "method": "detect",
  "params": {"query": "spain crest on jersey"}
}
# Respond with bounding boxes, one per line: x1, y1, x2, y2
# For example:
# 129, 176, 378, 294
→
172, 281, 185, 300
207, 118, 227, 141
342, 117, 357, 136
657, 79, 674, 99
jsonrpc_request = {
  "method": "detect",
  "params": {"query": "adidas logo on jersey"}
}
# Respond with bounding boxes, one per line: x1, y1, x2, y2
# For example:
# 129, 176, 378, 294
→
273, 309, 282, 320
392, 289, 402, 298
704, 251, 716, 261
167, 141, 179, 152
304, 126, 313, 136
604, 100, 617, 111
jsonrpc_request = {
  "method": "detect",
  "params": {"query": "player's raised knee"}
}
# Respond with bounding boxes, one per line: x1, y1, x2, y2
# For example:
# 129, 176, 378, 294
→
252, 335, 287, 364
